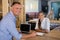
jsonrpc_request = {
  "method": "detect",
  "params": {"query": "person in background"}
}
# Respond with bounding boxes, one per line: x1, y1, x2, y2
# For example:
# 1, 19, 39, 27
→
35, 11, 50, 33
0, 2, 36, 40
47, 9, 54, 20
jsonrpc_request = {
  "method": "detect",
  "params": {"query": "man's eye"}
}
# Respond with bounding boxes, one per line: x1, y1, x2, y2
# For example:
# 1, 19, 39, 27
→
16, 8, 19, 9
20, 8, 22, 10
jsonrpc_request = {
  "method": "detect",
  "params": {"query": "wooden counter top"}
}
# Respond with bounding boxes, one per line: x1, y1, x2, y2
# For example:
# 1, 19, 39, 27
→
13, 27, 60, 40
26, 27, 60, 40
50, 20, 60, 24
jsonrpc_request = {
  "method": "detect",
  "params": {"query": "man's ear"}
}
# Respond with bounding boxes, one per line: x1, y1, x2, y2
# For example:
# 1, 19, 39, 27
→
10, 6, 14, 11
10, 7, 12, 10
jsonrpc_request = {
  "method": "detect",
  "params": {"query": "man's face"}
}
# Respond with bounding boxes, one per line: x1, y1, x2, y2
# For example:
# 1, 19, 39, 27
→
11, 4, 22, 16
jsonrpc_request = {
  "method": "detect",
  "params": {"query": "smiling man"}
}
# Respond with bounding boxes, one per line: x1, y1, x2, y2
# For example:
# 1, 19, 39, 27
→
0, 2, 36, 40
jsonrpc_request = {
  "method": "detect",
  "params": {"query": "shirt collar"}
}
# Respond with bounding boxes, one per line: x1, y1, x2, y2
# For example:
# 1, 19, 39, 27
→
9, 11, 16, 20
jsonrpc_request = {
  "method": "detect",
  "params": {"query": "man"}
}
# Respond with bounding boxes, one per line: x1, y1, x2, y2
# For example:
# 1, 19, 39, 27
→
0, 2, 36, 40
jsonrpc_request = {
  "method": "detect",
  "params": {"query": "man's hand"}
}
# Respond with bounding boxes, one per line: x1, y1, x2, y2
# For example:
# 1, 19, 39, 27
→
22, 31, 36, 39
29, 31, 36, 37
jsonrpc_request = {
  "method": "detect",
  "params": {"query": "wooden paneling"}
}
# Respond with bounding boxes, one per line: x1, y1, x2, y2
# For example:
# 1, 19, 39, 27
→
2, 0, 8, 16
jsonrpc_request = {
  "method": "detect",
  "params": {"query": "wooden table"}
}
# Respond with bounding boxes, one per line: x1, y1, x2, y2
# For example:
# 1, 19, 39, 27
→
13, 27, 60, 40
26, 27, 60, 40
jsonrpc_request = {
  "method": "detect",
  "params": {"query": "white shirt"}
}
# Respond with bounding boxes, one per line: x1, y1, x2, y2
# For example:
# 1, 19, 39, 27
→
35, 18, 50, 32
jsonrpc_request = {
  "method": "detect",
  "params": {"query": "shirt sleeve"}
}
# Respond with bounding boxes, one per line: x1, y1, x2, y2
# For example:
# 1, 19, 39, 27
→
6, 20, 22, 40
35, 20, 39, 29
45, 18, 50, 32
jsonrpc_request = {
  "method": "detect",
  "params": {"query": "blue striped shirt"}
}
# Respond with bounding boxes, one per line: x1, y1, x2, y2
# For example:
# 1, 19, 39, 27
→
0, 11, 22, 40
